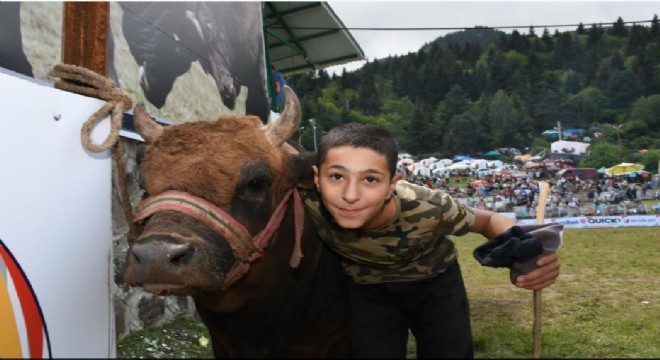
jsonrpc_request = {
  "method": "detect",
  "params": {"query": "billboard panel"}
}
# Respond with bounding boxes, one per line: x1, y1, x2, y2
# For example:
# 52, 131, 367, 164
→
0, 70, 114, 358
0, 2, 269, 123
109, 2, 269, 123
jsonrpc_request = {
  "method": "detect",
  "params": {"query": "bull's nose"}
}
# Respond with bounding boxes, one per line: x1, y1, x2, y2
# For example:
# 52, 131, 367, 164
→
130, 242, 194, 267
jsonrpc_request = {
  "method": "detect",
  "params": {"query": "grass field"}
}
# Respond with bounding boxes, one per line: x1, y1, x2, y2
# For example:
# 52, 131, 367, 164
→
117, 227, 660, 358
458, 227, 659, 358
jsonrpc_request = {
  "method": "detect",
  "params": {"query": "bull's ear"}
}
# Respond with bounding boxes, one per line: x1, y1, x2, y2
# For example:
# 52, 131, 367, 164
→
136, 144, 147, 165
286, 151, 316, 190
133, 102, 164, 144
263, 86, 301, 147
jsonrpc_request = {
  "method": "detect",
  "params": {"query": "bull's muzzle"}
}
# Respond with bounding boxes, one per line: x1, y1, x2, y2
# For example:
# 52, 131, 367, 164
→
124, 238, 193, 282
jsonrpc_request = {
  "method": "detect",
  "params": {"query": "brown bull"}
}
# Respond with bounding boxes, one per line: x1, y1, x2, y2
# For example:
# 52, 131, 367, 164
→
122, 87, 350, 358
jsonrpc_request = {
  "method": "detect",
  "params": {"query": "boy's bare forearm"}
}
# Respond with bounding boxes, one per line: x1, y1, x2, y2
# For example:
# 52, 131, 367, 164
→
470, 207, 516, 239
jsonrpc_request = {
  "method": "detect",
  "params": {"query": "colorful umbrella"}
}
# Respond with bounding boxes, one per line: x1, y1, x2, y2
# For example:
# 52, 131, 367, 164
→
605, 162, 644, 176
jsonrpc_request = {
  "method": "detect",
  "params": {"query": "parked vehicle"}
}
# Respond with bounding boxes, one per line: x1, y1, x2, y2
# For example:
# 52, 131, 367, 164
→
543, 159, 575, 173
492, 169, 528, 180
556, 167, 599, 182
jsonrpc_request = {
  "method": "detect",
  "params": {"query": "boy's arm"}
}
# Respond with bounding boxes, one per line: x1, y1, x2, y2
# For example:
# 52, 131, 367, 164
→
469, 207, 516, 239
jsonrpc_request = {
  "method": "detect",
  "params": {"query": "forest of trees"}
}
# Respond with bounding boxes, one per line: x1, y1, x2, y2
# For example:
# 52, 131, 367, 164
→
287, 16, 660, 173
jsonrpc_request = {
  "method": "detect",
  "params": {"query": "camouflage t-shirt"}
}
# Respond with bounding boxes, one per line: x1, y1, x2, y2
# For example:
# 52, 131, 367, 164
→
300, 180, 475, 284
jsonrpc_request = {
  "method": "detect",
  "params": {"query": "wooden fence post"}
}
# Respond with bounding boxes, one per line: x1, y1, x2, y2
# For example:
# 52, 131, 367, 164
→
62, 2, 109, 75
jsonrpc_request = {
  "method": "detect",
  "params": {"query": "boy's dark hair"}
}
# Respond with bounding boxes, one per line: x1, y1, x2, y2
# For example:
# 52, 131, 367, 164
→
316, 123, 399, 179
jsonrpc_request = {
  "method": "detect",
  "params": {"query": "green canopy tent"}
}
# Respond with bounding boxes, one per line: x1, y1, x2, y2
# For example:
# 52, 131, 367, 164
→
483, 150, 502, 158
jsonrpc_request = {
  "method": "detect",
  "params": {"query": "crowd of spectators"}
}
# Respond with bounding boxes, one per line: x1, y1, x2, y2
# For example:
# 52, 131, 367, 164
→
403, 170, 658, 219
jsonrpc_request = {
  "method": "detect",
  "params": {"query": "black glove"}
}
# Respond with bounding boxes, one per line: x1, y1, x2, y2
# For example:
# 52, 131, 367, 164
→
474, 223, 564, 284
473, 226, 544, 268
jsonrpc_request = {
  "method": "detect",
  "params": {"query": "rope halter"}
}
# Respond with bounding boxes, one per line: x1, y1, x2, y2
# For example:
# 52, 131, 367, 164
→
133, 188, 304, 289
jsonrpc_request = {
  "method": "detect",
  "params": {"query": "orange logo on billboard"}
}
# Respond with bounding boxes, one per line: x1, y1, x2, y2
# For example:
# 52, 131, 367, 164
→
0, 238, 51, 358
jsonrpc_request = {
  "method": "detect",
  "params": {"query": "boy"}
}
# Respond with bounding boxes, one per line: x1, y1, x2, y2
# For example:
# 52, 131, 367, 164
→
300, 123, 560, 358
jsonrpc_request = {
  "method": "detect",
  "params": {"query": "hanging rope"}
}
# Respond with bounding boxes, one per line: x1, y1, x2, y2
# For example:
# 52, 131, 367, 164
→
50, 63, 133, 153
49, 63, 139, 241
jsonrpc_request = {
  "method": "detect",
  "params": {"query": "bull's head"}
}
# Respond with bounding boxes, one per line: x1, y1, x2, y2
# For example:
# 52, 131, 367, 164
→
123, 86, 307, 311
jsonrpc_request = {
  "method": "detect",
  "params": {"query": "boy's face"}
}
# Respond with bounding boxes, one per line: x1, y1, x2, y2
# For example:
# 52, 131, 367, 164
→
313, 146, 399, 230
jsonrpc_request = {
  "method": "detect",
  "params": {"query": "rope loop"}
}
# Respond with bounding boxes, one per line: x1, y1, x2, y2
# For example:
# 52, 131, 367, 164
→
49, 63, 133, 153
49, 63, 138, 242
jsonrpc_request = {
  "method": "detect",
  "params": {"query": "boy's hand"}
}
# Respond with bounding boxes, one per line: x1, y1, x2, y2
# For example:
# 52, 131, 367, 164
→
514, 252, 560, 290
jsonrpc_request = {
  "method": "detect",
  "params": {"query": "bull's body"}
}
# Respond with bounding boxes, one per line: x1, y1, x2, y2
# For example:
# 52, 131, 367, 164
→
123, 88, 350, 357
194, 214, 349, 358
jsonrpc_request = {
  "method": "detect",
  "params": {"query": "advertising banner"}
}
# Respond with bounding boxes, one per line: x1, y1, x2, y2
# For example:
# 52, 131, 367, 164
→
516, 215, 659, 228
0, 70, 114, 358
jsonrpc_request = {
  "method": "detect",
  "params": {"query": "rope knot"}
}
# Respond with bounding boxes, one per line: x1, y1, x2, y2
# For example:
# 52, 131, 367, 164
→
99, 89, 134, 110
49, 63, 134, 153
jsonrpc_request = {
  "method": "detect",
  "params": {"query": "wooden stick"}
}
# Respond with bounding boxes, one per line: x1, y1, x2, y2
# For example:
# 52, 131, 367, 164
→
532, 181, 550, 358
535, 182, 549, 224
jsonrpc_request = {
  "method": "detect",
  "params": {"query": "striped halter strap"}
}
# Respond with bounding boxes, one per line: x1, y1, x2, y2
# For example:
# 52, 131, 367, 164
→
133, 188, 304, 289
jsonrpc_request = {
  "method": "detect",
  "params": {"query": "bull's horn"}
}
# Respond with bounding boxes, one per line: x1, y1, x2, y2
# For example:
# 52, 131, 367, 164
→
263, 86, 301, 147
133, 102, 164, 144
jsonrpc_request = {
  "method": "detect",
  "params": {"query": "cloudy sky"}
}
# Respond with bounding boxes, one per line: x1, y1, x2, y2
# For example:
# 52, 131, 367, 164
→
326, 1, 660, 74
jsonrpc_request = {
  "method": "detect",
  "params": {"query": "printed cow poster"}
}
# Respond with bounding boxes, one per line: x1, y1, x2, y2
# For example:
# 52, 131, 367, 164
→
0, 3, 33, 77
0, 2, 62, 80
109, 2, 270, 123
0, 2, 270, 124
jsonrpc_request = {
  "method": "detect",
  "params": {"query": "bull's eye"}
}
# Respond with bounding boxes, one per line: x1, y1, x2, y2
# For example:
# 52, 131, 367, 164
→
238, 161, 273, 199
247, 178, 267, 192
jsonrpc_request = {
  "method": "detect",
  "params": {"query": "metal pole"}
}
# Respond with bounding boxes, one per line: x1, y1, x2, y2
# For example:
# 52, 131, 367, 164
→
309, 118, 317, 151
556, 121, 562, 141
313, 126, 317, 151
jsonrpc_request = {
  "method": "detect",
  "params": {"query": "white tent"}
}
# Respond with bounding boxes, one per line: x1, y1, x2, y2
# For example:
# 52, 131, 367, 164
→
470, 159, 489, 170
413, 167, 432, 177
418, 157, 437, 168
446, 162, 471, 171
551, 140, 590, 155
488, 160, 504, 170
431, 159, 453, 169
